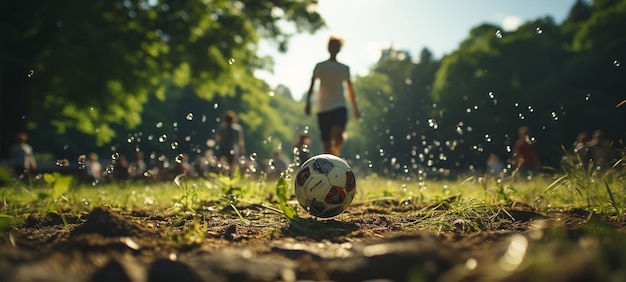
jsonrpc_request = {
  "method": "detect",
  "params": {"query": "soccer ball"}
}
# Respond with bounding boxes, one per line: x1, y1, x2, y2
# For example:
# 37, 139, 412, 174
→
294, 154, 356, 218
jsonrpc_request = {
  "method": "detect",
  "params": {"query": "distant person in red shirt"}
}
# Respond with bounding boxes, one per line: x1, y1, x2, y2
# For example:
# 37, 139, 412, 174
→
513, 126, 540, 177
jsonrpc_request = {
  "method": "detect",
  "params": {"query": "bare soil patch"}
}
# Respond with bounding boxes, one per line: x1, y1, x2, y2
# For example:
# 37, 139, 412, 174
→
2, 202, 626, 281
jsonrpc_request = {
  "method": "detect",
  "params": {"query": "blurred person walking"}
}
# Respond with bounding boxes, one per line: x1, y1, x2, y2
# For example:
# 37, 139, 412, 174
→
9, 132, 37, 183
305, 35, 360, 157
215, 110, 246, 175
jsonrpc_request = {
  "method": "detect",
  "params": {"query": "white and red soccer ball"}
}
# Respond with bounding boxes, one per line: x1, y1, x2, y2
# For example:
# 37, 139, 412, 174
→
294, 154, 356, 218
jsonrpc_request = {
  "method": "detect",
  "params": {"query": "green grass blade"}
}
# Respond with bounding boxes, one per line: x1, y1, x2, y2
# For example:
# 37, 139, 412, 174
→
276, 177, 300, 221
605, 181, 622, 216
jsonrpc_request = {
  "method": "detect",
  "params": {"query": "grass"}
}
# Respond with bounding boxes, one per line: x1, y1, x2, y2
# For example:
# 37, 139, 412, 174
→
0, 152, 625, 235
2, 157, 626, 282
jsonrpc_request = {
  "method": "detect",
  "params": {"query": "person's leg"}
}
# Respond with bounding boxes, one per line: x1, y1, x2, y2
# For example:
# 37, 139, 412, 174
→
329, 108, 348, 156
322, 140, 332, 154
318, 108, 347, 156
329, 126, 344, 156
318, 111, 332, 154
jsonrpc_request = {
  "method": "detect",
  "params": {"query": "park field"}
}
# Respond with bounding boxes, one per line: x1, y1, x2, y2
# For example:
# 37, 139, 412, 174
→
1, 162, 626, 281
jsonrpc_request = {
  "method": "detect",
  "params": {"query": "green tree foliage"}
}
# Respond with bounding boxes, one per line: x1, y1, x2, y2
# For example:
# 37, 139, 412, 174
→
564, 0, 592, 24
348, 0, 624, 176
564, 0, 626, 146
429, 0, 625, 170
94, 78, 316, 174
432, 19, 572, 168
4, 0, 625, 178
347, 71, 393, 172
348, 47, 440, 177
266, 88, 319, 160
0, 0, 323, 158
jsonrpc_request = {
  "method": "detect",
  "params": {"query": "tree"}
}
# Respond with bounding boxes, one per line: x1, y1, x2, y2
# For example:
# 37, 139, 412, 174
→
565, 0, 592, 24
430, 1, 626, 170
347, 72, 394, 173
346, 47, 441, 177
0, 0, 324, 159
566, 0, 626, 139
431, 19, 577, 168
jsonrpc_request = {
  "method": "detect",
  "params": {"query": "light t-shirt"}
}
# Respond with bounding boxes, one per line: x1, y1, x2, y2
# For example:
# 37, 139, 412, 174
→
312, 60, 350, 113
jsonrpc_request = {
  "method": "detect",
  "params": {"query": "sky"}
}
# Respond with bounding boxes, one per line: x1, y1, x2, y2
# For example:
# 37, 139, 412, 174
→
254, 0, 577, 100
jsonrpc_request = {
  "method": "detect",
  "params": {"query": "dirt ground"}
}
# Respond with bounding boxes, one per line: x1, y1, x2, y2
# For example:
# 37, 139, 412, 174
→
2, 201, 626, 282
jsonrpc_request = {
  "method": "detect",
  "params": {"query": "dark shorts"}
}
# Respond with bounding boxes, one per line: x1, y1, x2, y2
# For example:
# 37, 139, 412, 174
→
317, 107, 347, 141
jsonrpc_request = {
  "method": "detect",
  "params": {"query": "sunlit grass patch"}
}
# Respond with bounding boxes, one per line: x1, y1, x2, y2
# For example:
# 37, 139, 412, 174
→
1, 151, 625, 237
